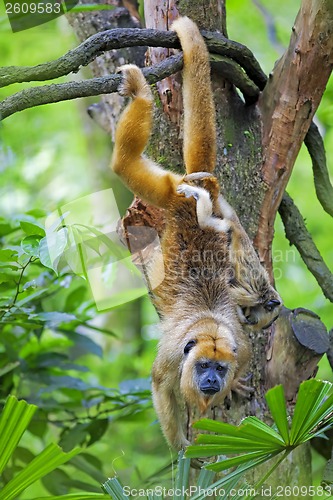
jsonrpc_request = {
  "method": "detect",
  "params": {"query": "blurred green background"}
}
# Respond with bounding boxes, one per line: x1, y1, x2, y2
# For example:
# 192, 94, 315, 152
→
0, 0, 332, 497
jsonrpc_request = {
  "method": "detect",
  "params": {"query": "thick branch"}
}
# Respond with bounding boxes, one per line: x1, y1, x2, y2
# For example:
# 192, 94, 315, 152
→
255, 0, 333, 264
279, 192, 333, 302
0, 55, 183, 120
0, 28, 266, 90
0, 52, 261, 120
304, 121, 333, 218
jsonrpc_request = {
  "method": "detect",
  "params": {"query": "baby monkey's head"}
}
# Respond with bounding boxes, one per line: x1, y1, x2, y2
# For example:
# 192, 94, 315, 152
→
180, 319, 238, 413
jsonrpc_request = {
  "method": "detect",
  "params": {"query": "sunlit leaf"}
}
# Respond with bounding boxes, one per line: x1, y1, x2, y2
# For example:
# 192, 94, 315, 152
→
290, 379, 333, 445
21, 235, 43, 257
102, 477, 129, 499
20, 221, 45, 237
0, 444, 80, 500
0, 396, 37, 475
265, 384, 290, 444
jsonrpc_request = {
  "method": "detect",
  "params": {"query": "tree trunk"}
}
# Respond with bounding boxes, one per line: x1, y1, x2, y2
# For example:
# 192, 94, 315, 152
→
68, 0, 333, 494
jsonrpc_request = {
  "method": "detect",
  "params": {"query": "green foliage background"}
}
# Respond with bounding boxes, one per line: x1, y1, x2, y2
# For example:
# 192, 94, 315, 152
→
0, 0, 332, 497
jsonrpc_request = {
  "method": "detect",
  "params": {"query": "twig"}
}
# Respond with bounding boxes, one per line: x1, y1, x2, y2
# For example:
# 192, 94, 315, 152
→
279, 192, 333, 302
304, 121, 333, 218
0, 54, 183, 120
0, 28, 266, 90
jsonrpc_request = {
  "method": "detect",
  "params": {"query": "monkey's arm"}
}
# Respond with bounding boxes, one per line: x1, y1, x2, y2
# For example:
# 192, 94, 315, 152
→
172, 17, 216, 174
152, 355, 189, 450
111, 65, 182, 209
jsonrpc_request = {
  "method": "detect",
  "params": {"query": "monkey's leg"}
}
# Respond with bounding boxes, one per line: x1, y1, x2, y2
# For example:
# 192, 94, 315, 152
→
172, 17, 217, 175
111, 65, 182, 209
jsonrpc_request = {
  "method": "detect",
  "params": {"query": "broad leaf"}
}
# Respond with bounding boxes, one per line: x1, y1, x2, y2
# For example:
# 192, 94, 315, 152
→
265, 384, 290, 444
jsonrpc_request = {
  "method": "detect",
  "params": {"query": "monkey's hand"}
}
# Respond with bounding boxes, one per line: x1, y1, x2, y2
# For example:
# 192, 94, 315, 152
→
117, 64, 153, 101
177, 184, 230, 232
230, 376, 254, 399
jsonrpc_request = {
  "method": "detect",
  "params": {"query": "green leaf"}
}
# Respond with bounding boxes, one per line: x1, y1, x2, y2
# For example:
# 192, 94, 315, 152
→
64, 285, 87, 312
29, 311, 76, 326
0, 443, 80, 500
39, 227, 68, 272
102, 477, 128, 500
193, 417, 284, 446
26, 208, 47, 218
194, 434, 276, 452
196, 468, 215, 490
0, 361, 20, 377
42, 468, 71, 495
20, 221, 45, 237
265, 385, 290, 444
70, 454, 106, 483
21, 235, 43, 257
0, 395, 37, 474
86, 418, 109, 446
0, 249, 18, 262
204, 451, 278, 472
30, 495, 109, 500
0, 272, 16, 284
290, 379, 333, 445
175, 451, 190, 500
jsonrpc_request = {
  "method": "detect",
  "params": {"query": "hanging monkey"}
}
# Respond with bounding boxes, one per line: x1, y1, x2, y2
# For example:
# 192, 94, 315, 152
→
111, 16, 282, 450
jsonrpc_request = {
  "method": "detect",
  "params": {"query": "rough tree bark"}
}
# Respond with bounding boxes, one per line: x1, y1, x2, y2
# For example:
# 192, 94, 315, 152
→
63, 0, 333, 495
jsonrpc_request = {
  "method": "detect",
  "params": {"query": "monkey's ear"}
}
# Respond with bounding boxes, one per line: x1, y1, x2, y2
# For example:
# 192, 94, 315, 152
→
184, 340, 196, 354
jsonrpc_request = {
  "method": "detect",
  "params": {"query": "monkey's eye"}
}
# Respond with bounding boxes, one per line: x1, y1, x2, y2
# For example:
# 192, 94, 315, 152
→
265, 299, 281, 312
184, 340, 196, 354
216, 365, 225, 372
200, 362, 209, 369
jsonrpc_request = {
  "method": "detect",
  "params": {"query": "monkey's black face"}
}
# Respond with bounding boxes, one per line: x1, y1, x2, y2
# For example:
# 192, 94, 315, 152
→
195, 360, 228, 395
240, 298, 281, 329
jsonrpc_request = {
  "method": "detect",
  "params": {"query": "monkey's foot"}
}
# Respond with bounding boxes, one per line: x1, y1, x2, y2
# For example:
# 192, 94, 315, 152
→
230, 376, 254, 399
117, 64, 153, 101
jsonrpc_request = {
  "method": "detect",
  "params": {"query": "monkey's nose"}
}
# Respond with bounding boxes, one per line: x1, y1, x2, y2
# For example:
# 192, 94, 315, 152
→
265, 299, 281, 312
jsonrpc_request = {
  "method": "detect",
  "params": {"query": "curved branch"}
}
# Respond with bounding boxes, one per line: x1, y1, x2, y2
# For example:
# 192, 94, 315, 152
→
0, 54, 183, 120
0, 28, 266, 90
211, 55, 259, 104
0, 52, 261, 120
279, 192, 333, 302
304, 121, 333, 218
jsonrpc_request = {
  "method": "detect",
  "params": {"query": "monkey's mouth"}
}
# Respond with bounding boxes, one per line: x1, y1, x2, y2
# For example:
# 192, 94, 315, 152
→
200, 386, 220, 396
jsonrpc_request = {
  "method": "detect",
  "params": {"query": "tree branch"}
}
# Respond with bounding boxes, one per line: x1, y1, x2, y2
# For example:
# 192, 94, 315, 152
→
0, 51, 261, 120
0, 28, 266, 90
0, 54, 183, 120
304, 121, 333, 218
279, 192, 333, 302
255, 0, 333, 265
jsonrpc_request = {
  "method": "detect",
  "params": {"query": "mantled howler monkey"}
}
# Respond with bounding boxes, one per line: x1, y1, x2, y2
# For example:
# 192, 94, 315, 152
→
111, 16, 282, 450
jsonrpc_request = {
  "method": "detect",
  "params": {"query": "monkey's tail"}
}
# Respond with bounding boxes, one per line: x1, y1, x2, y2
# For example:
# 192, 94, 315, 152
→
171, 17, 217, 174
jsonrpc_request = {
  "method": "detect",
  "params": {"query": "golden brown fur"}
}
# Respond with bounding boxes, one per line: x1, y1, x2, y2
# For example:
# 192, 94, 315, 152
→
111, 16, 281, 450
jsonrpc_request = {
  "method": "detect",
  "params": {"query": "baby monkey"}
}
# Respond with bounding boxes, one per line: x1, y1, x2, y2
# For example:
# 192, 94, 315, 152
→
111, 16, 282, 450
